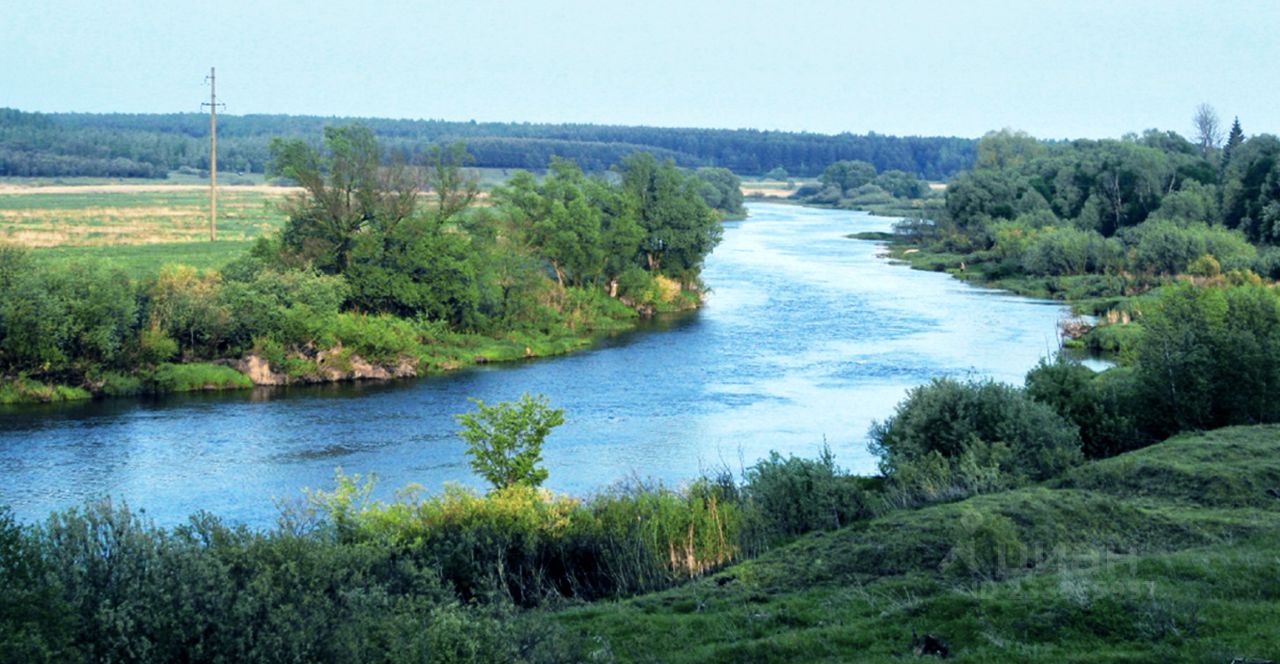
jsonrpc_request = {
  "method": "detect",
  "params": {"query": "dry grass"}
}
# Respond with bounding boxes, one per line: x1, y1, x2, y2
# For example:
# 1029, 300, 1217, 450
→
740, 186, 796, 198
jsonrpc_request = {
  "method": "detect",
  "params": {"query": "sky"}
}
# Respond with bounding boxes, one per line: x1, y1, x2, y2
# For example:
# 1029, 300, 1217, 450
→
4, 0, 1278, 139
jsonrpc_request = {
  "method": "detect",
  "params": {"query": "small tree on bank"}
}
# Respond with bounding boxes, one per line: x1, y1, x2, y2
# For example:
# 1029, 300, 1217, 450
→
455, 394, 564, 490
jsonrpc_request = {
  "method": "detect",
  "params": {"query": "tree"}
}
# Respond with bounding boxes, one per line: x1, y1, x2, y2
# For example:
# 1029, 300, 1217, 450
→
345, 216, 485, 327
1221, 133, 1280, 241
497, 160, 606, 289
1134, 283, 1224, 433
975, 128, 1042, 171
618, 153, 722, 280
0, 246, 70, 372
872, 169, 926, 199
694, 167, 746, 218
584, 173, 644, 296
269, 125, 423, 273
1192, 103, 1223, 161
454, 394, 564, 490
819, 160, 877, 195
1221, 117, 1245, 170
1134, 283, 1280, 435
424, 142, 480, 223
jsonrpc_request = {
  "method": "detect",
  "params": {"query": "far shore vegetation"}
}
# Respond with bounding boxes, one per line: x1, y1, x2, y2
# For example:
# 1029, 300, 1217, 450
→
0, 126, 740, 404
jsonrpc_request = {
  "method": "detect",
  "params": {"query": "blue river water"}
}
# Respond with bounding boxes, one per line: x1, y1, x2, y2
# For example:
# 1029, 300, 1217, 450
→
0, 203, 1070, 527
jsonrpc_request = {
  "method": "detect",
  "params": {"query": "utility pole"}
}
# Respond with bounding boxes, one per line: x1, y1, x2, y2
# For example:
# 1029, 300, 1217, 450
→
201, 67, 225, 241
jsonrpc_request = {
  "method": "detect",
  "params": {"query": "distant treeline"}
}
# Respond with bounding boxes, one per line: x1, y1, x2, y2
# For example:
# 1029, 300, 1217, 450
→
0, 107, 976, 179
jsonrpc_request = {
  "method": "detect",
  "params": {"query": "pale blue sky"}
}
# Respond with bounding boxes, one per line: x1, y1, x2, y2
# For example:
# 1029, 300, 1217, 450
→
4, 0, 1277, 139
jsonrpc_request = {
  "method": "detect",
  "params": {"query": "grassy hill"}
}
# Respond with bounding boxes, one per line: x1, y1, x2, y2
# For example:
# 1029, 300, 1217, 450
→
550, 426, 1280, 662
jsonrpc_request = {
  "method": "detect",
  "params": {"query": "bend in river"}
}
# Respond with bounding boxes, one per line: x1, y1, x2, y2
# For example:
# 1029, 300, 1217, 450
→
0, 203, 1070, 527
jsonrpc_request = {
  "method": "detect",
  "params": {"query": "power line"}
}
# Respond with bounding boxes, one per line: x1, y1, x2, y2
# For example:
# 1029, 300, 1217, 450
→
201, 67, 225, 242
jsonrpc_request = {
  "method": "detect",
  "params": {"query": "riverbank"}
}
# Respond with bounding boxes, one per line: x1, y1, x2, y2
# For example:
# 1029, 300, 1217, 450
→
0, 291, 701, 405
843, 223, 1146, 357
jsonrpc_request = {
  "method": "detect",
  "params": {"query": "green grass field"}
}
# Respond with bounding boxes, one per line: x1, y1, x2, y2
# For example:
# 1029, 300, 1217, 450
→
551, 426, 1280, 662
33, 240, 256, 279
0, 184, 290, 276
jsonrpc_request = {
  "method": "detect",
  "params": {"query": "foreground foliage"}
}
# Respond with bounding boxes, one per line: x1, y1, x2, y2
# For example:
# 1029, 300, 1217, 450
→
6, 423, 1275, 663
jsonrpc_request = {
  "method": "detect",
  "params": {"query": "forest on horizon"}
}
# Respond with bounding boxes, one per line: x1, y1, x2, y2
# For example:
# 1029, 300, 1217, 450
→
0, 107, 977, 180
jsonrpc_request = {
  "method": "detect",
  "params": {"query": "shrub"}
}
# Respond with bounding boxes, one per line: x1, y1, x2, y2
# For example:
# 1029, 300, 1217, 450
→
1186, 254, 1221, 277
137, 326, 178, 364
1025, 358, 1145, 459
872, 170, 926, 198
869, 377, 1083, 483
146, 363, 253, 392
145, 265, 228, 358
1022, 226, 1120, 276
21, 499, 485, 663
0, 378, 91, 404
314, 474, 745, 604
1125, 219, 1255, 275
0, 508, 72, 660
1081, 322, 1144, 357
329, 313, 419, 363
942, 509, 1027, 582
0, 252, 140, 373
742, 446, 866, 541
652, 274, 682, 304
94, 370, 144, 397
877, 442, 1014, 512
616, 265, 657, 303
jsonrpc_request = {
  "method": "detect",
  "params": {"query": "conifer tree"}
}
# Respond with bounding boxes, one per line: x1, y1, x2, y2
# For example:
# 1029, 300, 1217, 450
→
1222, 117, 1245, 170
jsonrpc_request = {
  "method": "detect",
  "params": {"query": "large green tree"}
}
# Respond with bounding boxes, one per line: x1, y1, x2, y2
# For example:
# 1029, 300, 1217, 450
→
497, 160, 605, 289
269, 125, 423, 273
618, 153, 722, 280
819, 160, 877, 195
1221, 134, 1280, 242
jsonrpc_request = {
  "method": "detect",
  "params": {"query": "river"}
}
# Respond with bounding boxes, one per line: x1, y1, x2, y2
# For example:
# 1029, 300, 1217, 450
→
0, 203, 1070, 527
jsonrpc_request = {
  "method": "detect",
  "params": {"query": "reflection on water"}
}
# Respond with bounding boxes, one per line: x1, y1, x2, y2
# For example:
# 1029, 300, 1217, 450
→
0, 203, 1071, 527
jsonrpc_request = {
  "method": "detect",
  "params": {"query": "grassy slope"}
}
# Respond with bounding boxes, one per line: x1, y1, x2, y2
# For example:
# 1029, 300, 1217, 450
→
552, 426, 1280, 662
